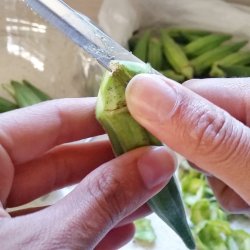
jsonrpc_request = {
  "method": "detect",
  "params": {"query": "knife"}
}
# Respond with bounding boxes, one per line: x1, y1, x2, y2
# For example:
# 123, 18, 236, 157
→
25, 0, 145, 71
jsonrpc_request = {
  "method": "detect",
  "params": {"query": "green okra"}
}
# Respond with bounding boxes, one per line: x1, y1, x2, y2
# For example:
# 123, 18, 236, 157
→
209, 65, 226, 77
128, 33, 140, 51
161, 30, 193, 79
22, 80, 51, 101
160, 69, 185, 82
215, 51, 250, 67
168, 28, 211, 44
0, 96, 18, 113
11, 81, 42, 107
2, 83, 15, 98
220, 65, 250, 77
133, 30, 151, 62
184, 34, 232, 58
210, 51, 250, 77
134, 218, 156, 245
192, 40, 248, 76
148, 37, 163, 70
96, 60, 195, 249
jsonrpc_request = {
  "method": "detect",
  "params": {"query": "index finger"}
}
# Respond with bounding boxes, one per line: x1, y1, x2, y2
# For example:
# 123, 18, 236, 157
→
0, 97, 103, 165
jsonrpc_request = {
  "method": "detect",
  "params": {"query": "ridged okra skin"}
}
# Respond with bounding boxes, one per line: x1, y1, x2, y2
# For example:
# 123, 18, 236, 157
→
96, 60, 195, 249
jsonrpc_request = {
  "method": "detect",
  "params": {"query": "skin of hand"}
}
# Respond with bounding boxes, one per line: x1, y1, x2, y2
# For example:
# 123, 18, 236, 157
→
126, 75, 250, 214
0, 98, 176, 250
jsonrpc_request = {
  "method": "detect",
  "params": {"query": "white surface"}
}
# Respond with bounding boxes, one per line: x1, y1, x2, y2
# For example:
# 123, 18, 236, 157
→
121, 214, 188, 250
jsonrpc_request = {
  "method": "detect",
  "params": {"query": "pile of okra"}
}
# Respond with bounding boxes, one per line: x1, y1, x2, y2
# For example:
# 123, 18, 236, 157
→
129, 27, 250, 82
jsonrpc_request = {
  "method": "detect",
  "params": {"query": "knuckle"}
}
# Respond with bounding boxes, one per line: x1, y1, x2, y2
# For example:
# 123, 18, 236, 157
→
191, 108, 228, 150
86, 168, 128, 224
179, 105, 243, 164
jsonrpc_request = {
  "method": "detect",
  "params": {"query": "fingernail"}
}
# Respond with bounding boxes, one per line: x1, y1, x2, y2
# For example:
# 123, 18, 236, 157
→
126, 74, 179, 123
137, 147, 177, 189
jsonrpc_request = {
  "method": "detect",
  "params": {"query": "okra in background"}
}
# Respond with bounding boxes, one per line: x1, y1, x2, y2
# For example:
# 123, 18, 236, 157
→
183, 33, 232, 58
210, 52, 250, 77
128, 27, 250, 80
191, 40, 248, 76
0, 80, 51, 111
148, 36, 163, 70
0, 96, 18, 113
133, 30, 151, 62
161, 30, 193, 79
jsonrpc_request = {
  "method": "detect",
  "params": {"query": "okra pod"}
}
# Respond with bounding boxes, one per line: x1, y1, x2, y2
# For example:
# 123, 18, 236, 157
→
184, 34, 232, 58
133, 30, 151, 62
220, 65, 250, 77
209, 65, 226, 77
209, 51, 250, 77
96, 60, 195, 249
128, 34, 140, 51
0, 96, 18, 113
11, 81, 42, 107
23, 80, 51, 101
161, 30, 193, 79
160, 69, 185, 82
216, 51, 250, 67
192, 40, 248, 76
148, 37, 163, 70
168, 28, 211, 44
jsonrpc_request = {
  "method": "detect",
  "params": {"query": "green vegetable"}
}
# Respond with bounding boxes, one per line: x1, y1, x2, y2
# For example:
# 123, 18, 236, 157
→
190, 199, 227, 225
232, 229, 250, 249
192, 40, 248, 76
220, 65, 250, 77
181, 177, 205, 206
160, 69, 185, 82
168, 28, 211, 43
0, 96, 18, 112
148, 37, 163, 70
161, 30, 193, 79
184, 34, 231, 58
210, 52, 250, 77
179, 161, 250, 250
2, 83, 15, 98
128, 34, 140, 51
11, 81, 42, 107
215, 51, 250, 67
134, 218, 156, 245
132, 30, 151, 61
195, 220, 232, 250
96, 60, 195, 249
22, 80, 51, 101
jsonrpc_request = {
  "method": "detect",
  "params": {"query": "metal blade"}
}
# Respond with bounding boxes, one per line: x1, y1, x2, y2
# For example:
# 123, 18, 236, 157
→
25, 0, 143, 71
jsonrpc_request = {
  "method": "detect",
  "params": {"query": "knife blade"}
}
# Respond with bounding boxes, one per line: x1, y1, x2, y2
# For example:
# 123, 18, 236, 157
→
25, 0, 144, 71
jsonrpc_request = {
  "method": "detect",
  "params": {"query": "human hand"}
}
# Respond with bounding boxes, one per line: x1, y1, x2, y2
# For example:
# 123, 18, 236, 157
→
0, 98, 176, 250
126, 75, 250, 214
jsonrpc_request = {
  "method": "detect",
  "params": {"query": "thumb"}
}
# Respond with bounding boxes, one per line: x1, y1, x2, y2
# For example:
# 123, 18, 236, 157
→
40, 146, 176, 249
126, 74, 250, 204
